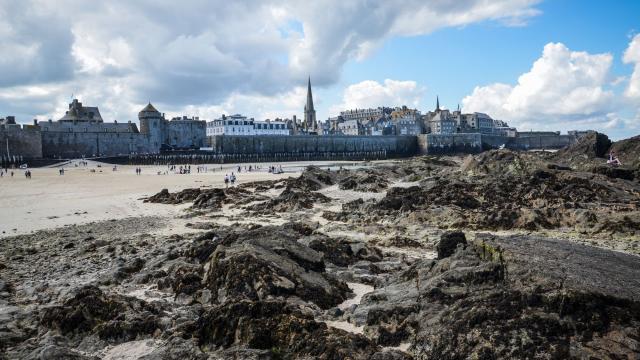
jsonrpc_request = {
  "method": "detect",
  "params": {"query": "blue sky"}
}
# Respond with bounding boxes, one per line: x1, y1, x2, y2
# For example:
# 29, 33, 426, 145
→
312, 0, 640, 139
1, 0, 639, 139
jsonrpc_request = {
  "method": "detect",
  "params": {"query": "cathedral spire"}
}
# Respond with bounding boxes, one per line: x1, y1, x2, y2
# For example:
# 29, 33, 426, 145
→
306, 76, 315, 112
304, 76, 317, 133
436, 96, 440, 112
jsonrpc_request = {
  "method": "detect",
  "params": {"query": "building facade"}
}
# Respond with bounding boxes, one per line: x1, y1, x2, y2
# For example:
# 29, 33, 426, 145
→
207, 115, 291, 136
337, 119, 364, 135
340, 107, 390, 122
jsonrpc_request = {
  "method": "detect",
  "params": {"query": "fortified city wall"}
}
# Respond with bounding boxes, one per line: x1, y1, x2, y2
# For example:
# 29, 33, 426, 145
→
481, 134, 575, 150
417, 133, 577, 154
41, 132, 152, 159
417, 133, 482, 154
0, 125, 43, 159
207, 135, 418, 156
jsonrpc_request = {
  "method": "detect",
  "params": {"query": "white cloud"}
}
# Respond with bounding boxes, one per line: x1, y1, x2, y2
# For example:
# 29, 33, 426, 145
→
462, 42, 615, 130
623, 34, 640, 99
286, 0, 541, 84
0, 0, 542, 124
329, 79, 425, 115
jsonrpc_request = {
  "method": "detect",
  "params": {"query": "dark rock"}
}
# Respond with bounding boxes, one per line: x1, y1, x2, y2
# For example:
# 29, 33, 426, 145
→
197, 300, 380, 359
114, 257, 146, 280
590, 165, 636, 180
203, 227, 349, 309
557, 131, 612, 159
39, 285, 163, 341
287, 166, 336, 191
338, 170, 389, 193
437, 231, 467, 259
248, 187, 331, 212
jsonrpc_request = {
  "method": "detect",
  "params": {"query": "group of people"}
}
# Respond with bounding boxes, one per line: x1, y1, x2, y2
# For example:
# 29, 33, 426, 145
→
134, 167, 143, 175
268, 165, 283, 174
58, 168, 65, 175
223, 172, 237, 187
24, 170, 32, 178
0, 169, 14, 177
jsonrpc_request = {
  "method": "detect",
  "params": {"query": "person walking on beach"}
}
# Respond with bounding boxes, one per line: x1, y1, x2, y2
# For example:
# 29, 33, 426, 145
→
224, 174, 229, 188
231, 172, 236, 186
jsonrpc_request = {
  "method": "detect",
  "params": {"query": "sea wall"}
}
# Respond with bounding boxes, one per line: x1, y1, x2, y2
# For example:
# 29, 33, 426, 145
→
207, 135, 417, 156
41, 132, 153, 158
482, 134, 575, 150
417, 133, 482, 155
0, 125, 42, 159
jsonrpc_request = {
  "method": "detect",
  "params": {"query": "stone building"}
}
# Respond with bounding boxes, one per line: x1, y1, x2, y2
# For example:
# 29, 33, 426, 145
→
337, 119, 364, 135
340, 107, 391, 122
391, 106, 423, 135
2, 99, 207, 159
40, 100, 148, 158
0, 116, 17, 126
138, 103, 206, 150
253, 119, 291, 135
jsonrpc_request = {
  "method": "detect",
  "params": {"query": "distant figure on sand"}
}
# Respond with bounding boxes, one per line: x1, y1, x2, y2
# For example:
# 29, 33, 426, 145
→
231, 172, 236, 185
224, 174, 229, 188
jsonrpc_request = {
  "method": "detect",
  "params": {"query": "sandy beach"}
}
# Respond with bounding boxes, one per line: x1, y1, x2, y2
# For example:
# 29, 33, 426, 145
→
0, 160, 366, 237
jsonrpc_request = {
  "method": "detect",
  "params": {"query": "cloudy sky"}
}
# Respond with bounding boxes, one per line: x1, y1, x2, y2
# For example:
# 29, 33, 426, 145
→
1, 0, 639, 138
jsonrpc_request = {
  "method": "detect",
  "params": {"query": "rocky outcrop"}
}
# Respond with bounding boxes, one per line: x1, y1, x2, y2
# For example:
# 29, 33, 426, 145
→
357, 233, 640, 358
556, 131, 612, 160
39, 286, 163, 341
338, 169, 389, 193
203, 226, 350, 309
144, 186, 267, 210
198, 300, 386, 359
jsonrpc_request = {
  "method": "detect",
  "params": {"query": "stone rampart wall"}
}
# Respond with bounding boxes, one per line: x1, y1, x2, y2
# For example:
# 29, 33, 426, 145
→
0, 125, 43, 159
207, 135, 417, 156
417, 133, 482, 155
41, 132, 153, 158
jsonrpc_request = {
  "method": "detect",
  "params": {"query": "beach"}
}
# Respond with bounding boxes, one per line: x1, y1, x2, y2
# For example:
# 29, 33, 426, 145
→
0, 161, 299, 236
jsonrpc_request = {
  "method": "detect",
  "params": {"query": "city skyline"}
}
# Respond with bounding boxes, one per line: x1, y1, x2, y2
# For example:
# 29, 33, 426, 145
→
1, 1, 639, 139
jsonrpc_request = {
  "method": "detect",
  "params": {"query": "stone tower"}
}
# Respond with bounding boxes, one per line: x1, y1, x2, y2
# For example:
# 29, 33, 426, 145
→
304, 77, 318, 133
138, 102, 164, 152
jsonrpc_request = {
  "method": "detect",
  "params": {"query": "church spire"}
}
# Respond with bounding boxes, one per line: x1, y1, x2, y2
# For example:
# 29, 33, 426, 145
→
436, 96, 440, 112
305, 76, 315, 112
304, 76, 317, 133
